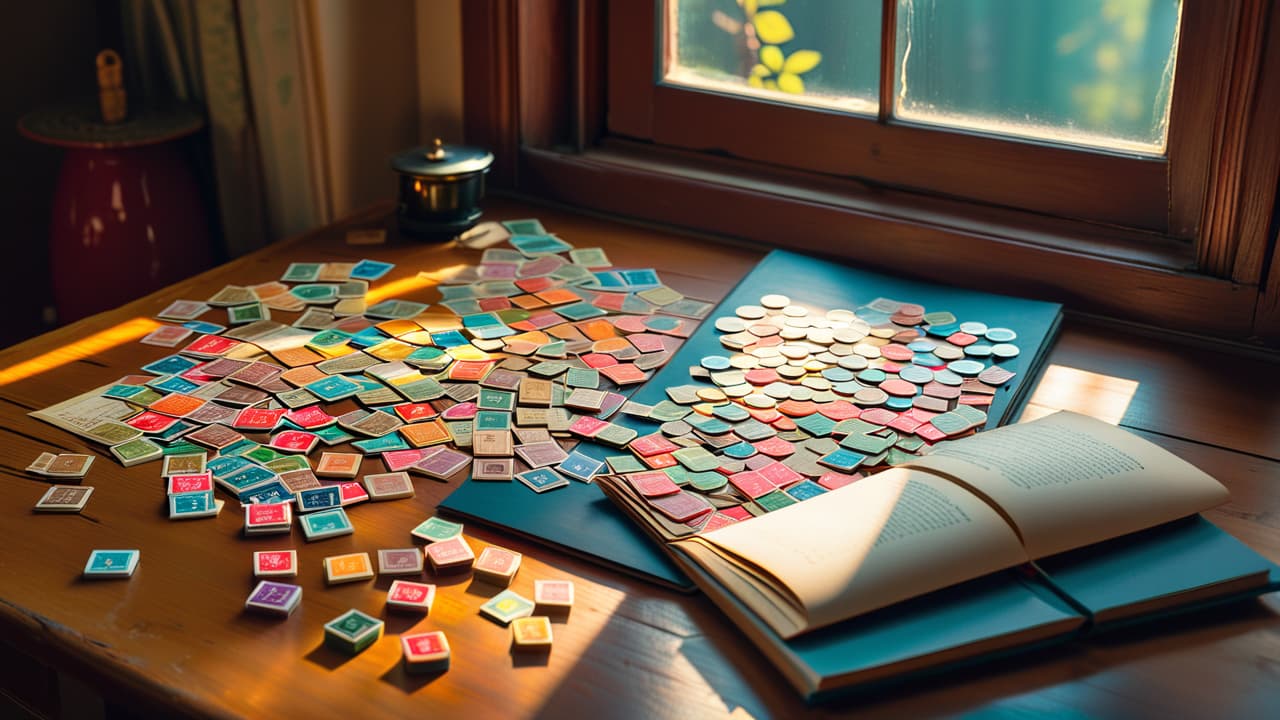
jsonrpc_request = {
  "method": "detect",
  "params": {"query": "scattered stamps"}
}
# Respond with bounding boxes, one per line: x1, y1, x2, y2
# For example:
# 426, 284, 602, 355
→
411, 516, 464, 543
316, 452, 362, 479
377, 548, 425, 575
324, 552, 375, 585
28, 453, 94, 478
473, 546, 522, 587
169, 490, 219, 519
534, 579, 575, 617
168, 472, 214, 495
472, 458, 515, 481
34, 485, 93, 513
425, 535, 475, 572
253, 550, 298, 577
83, 549, 140, 579
323, 609, 384, 655
401, 630, 450, 673
301, 508, 354, 541
386, 579, 436, 613
29, 218, 712, 650
363, 471, 415, 501
480, 589, 535, 625
510, 616, 553, 652
244, 580, 302, 617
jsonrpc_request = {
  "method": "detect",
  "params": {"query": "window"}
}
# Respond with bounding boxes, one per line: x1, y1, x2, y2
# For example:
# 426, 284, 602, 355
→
461, 0, 1280, 343
666, 1, 881, 116
613, 0, 1220, 231
665, 0, 1180, 156
892, 0, 1180, 154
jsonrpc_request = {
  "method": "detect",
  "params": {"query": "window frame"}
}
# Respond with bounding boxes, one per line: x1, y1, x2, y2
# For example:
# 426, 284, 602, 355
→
461, 0, 1280, 345
621, 0, 1183, 233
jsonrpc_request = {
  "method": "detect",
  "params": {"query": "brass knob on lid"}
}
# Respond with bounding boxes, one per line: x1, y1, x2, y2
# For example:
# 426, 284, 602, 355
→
426, 138, 445, 162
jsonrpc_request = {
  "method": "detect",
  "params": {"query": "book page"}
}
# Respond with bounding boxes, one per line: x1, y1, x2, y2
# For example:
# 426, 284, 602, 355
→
906, 411, 1229, 558
681, 467, 1028, 638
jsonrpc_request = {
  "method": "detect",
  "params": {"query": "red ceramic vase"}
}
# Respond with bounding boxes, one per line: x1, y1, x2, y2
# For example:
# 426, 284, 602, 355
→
20, 102, 214, 324
50, 143, 212, 322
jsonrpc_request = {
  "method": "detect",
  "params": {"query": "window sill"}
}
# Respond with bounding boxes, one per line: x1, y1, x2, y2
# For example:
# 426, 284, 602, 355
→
517, 140, 1257, 339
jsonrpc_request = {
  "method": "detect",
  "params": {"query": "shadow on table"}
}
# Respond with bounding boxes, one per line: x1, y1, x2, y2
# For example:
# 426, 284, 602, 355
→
510, 647, 551, 668
380, 609, 421, 635
380, 661, 447, 693
304, 641, 360, 671
465, 576, 508, 597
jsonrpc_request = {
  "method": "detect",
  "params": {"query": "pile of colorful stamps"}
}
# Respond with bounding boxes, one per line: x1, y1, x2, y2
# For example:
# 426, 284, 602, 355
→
29, 217, 695, 669
39, 217, 706, 506
598, 293, 1021, 533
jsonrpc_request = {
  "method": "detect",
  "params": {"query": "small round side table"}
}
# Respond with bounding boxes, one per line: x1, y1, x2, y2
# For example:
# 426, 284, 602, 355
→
19, 101, 215, 323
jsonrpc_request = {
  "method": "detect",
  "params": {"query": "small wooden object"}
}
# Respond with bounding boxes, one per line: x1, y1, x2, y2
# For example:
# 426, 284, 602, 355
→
97, 49, 126, 123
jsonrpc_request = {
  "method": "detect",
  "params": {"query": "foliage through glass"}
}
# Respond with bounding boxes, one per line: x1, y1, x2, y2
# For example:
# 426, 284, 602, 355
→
663, 0, 1181, 155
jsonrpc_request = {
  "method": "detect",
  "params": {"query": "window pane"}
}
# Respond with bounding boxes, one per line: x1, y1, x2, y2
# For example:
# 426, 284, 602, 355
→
664, 0, 882, 115
894, 0, 1181, 155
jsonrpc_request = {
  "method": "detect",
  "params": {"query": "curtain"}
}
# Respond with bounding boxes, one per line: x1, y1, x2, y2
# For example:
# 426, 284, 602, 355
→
120, 0, 450, 254
236, 0, 334, 238
121, 0, 273, 257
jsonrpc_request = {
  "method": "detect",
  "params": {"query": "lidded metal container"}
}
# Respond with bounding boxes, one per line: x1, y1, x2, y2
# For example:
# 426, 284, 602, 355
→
391, 138, 493, 241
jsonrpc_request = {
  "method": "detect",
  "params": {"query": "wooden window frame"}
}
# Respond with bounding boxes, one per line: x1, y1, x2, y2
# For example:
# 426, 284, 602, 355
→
462, 0, 1280, 345
626, 1, 1180, 234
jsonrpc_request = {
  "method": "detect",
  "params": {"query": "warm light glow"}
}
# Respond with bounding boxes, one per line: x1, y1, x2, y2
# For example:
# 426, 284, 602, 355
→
894, 106, 1167, 156
491, 565, 749, 717
0, 317, 161, 386
364, 275, 436, 304
664, 66, 880, 116
1020, 364, 1140, 425
177, 543, 634, 714
412, 313, 469, 332
363, 264, 469, 304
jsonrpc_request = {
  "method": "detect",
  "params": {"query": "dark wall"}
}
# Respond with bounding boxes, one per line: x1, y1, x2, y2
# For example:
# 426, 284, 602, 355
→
1, 2, 109, 348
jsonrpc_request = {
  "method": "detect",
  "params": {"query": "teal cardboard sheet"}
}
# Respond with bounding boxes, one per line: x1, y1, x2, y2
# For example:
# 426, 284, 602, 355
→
673, 557, 1085, 702
441, 249, 1064, 587
672, 516, 1278, 701
1035, 515, 1280, 630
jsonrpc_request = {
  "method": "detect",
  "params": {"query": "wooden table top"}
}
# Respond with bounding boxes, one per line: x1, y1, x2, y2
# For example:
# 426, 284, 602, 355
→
1, 197, 1277, 719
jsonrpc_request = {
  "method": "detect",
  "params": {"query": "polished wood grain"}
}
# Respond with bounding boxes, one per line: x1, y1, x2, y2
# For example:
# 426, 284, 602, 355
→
604, 0, 654, 140
1230, 0, 1280, 286
876, 0, 896, 125
517, 0, 571, 149
1180, 0, 1271, 274
0, 197, 1277, 719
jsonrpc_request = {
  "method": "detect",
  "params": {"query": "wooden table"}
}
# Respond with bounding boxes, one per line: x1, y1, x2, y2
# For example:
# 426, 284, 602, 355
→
1, 198, 1277, 719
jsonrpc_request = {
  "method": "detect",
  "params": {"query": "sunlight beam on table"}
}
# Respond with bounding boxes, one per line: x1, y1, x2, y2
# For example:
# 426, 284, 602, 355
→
0, 317, 161, 387
1020, 365, 1139, 425
364, 264, 469, 304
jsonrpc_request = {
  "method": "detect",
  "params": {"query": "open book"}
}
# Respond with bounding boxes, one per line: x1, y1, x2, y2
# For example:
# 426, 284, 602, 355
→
599, 412, 1280, 691
671, 411, 1247, 638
